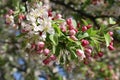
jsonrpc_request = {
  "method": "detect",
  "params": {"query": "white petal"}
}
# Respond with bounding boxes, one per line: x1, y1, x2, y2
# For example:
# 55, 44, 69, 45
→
37, 25, 44, 31
48, 28, 55, 34
37, 18, 43, 24
26, 15, 36, 22
41, 32, 46, 40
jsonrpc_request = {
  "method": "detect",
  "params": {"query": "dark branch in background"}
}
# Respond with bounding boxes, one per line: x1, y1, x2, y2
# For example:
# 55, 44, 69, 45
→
0, 40, 19, 44
50, 0, 119, 29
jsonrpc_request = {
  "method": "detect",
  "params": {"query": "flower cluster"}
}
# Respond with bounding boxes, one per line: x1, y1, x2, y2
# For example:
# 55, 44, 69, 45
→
5, 2, 115, 65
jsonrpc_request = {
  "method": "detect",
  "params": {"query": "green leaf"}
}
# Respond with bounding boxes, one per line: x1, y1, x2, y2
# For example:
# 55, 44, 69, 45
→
52, 45, 56, 54
54, 19, 65, 24
90, 37, 100, 50
115, 27, 120, 30
68, 48, 77, 59
72, 19, 77, 28
52, 24, 62, 36
71, 50, 77, 59
49, 34, 58, 45
55, 45, 60, 56
109, 18, 116, 24
82, 19, 88, 26
104, 33, 111, 47
67, 36, 75, 42
99, 24, 107, 34
87, 27, 98, 37
78, 32, 89, 39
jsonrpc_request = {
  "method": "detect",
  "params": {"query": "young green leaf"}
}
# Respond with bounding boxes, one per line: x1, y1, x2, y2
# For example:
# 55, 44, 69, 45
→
104, 33, 111, 47
82, 19, 88, 26
49, 34, 58, 45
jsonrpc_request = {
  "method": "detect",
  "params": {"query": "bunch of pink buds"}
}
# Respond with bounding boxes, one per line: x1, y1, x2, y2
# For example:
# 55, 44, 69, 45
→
5, 9, 15, 27
108, 31, 115, 51
30, 41, 56, 65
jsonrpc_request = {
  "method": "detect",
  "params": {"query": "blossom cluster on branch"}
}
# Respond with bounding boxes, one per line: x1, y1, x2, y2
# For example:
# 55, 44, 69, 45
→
5, 1, 115, 65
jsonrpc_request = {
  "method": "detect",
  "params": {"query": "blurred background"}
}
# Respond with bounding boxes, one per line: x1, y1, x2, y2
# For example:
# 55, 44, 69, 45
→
0, 0, 120, 80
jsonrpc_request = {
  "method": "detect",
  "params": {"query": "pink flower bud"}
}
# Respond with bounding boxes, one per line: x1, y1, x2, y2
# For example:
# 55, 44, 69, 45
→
50, 55, 56, 60
5, 14, 11, 24
69, 29, 76, 36
98, 51, 103, 57
76, 49, 85, 60
43, 48, 50, 56
85, 48, 92, 57
86, 24, 92, 29
60, 23, 66, 32
82, 26, 87, 32
31, 43, 36, 50
68, 24, 74, 30
5, 14, 9, 18
70, 35, 78, 41
74, 28, 78, 33
8, 9, 14, 15
108, 31, 113, 36
19, 14, 25, 20
110, 41, 113, 46
108, 45, 115, 51
85, 48, 92, 54
48, 10, 52, 17
55, 14, 62, 19
37, 41, 45, 50
21, 29, 29, 33
81, 39, 89, 47
60, 26, 66, 32
66, 18, 72, 25
93, 54, 99, 59
43, 58, 51, 65
77, 23, 80, 28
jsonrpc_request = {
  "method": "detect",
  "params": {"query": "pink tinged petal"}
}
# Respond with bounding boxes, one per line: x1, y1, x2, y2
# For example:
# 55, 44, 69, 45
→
69, 29, 76, 36
70, 35, 78, 41
8, 9, 14, 15
76, 49, 86, 60
43, 48, 50, 56
50, 55, 56, 60
37, 41, 45, 50
85, 48, 92, 57
108, 31, 114, 36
